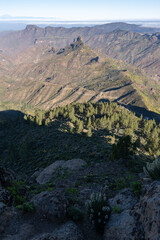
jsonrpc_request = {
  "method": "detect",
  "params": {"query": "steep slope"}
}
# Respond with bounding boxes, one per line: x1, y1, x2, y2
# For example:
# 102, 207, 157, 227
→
87, 29, 160, 80
0, 23, 160, 80
0, 52, 14, 98
0, 37, 159, 113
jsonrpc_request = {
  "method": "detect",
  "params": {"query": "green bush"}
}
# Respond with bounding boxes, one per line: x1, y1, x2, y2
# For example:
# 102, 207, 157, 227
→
16, 201, 35, 213
131, 181, 142, 196
7, 181, 27, 206
67, 206, 84, 222
65, 187, 78, 196
109, 135, 134, 161
113, 205, 121, 214
87, 192, 110, 233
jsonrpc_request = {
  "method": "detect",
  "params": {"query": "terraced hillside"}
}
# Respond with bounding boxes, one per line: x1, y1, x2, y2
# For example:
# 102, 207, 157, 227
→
0, 37, 159, 115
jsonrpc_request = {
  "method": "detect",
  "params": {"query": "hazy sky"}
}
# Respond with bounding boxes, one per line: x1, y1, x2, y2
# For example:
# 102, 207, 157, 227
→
0, 0, 160, 20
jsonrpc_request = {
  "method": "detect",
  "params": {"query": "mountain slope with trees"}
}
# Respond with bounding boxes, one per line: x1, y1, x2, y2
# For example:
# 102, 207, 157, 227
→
0, 37, 160, 114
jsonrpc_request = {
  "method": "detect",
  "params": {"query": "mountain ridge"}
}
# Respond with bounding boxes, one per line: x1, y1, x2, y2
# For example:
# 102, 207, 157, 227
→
0, 23, 160, 80
0, 37, 159, 115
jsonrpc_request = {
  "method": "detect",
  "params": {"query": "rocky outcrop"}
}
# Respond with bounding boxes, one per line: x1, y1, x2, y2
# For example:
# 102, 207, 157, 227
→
32, 191, 68, 222
89, 56, 99, 64
132, 181, 160, 240
0, 189, 13, 206
104, 210, 135, 240
57, 37, 84, 55
36, 159, 87, 184
104, 181, 160, 240
0, 207, 18, 236
31, 222, 84, 240
2, 223, 34, 240
108, 188, 138, 211
0, 167, 15, 188
104, 188, 138, 240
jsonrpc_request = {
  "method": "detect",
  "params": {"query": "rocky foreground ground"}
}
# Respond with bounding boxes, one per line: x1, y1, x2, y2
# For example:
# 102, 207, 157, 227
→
0, 159, 160, 240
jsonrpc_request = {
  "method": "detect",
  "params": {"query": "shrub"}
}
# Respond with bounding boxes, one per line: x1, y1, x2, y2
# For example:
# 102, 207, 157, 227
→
113, 205, 121, 214
143, 156, 160, 180
7, 181, 27, 206
109, 135, 134, 161
131, 181, 142, 196
87, 192, 110, 233
16, 201, 35, 213
67, 206, 84, 222
65, 188, 78, 196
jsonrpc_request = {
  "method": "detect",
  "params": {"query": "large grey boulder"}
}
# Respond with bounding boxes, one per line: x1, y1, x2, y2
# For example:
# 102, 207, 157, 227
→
31, 221, 84, 240
132, 181, 160, 240
53, 221, 83, 240
32, 191, 67, 222
104, 210, 135, 240
104, 188, 137, 240
0, 167, 15, 188
0, 189, 13, 206
104, 181, 160, 240
36, 159, 86, 184
0, 207, 17, 236
2, 224, 34, 240
0, 202, 6, 215
108, 188, 137, 211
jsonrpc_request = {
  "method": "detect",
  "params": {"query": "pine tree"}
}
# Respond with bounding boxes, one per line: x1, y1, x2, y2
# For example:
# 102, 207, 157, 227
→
76, 120, 83, 133
87, 127, 92, 137
87, 117, 92, 128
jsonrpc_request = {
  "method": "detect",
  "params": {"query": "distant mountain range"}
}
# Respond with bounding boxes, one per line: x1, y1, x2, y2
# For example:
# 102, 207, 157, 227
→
0, 22, 160, 114
0, 22, 160, 79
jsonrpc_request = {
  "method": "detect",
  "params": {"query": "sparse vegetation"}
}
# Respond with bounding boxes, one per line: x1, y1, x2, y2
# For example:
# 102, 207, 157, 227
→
0, 102, 160, 175
113, 205, 121, 214
67, 206, 84, 222
131, 181, 142, 196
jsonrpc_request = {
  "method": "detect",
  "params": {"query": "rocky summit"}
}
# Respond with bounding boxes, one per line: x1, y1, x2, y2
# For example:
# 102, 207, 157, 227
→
0, 165, 160, 240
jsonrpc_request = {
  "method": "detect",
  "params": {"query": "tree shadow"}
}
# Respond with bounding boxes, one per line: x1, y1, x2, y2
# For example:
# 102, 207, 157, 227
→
0, 109, 113, 176
0, 110, 24, 121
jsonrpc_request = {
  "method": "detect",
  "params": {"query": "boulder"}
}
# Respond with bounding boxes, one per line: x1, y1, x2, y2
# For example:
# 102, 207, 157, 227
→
109, 188, 137, 211
31, 234, 57, 240
0, 167, 15, 188
36, 159, 86, 185
31, 221, 83, 240
32, 191, 67, 222
62, 159, 86, 171
0, 189, 13, 205
2, 224, 34, 240
54, 221, 84, 240
104, 188, 137, 240
104, 181, 160, 240
132, 181, 160, 240
104, 210, 135, 240
0, 208, 17, 235
0, 202, 6, 214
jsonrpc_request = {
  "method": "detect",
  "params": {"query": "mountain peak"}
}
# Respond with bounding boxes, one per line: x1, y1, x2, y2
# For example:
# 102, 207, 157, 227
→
24, 25, 40, 32
76, 36, 82, 42
57, 36, 84, 55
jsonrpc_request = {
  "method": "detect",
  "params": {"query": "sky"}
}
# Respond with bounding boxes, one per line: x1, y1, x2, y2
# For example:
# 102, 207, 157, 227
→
0, 0, 160, 21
